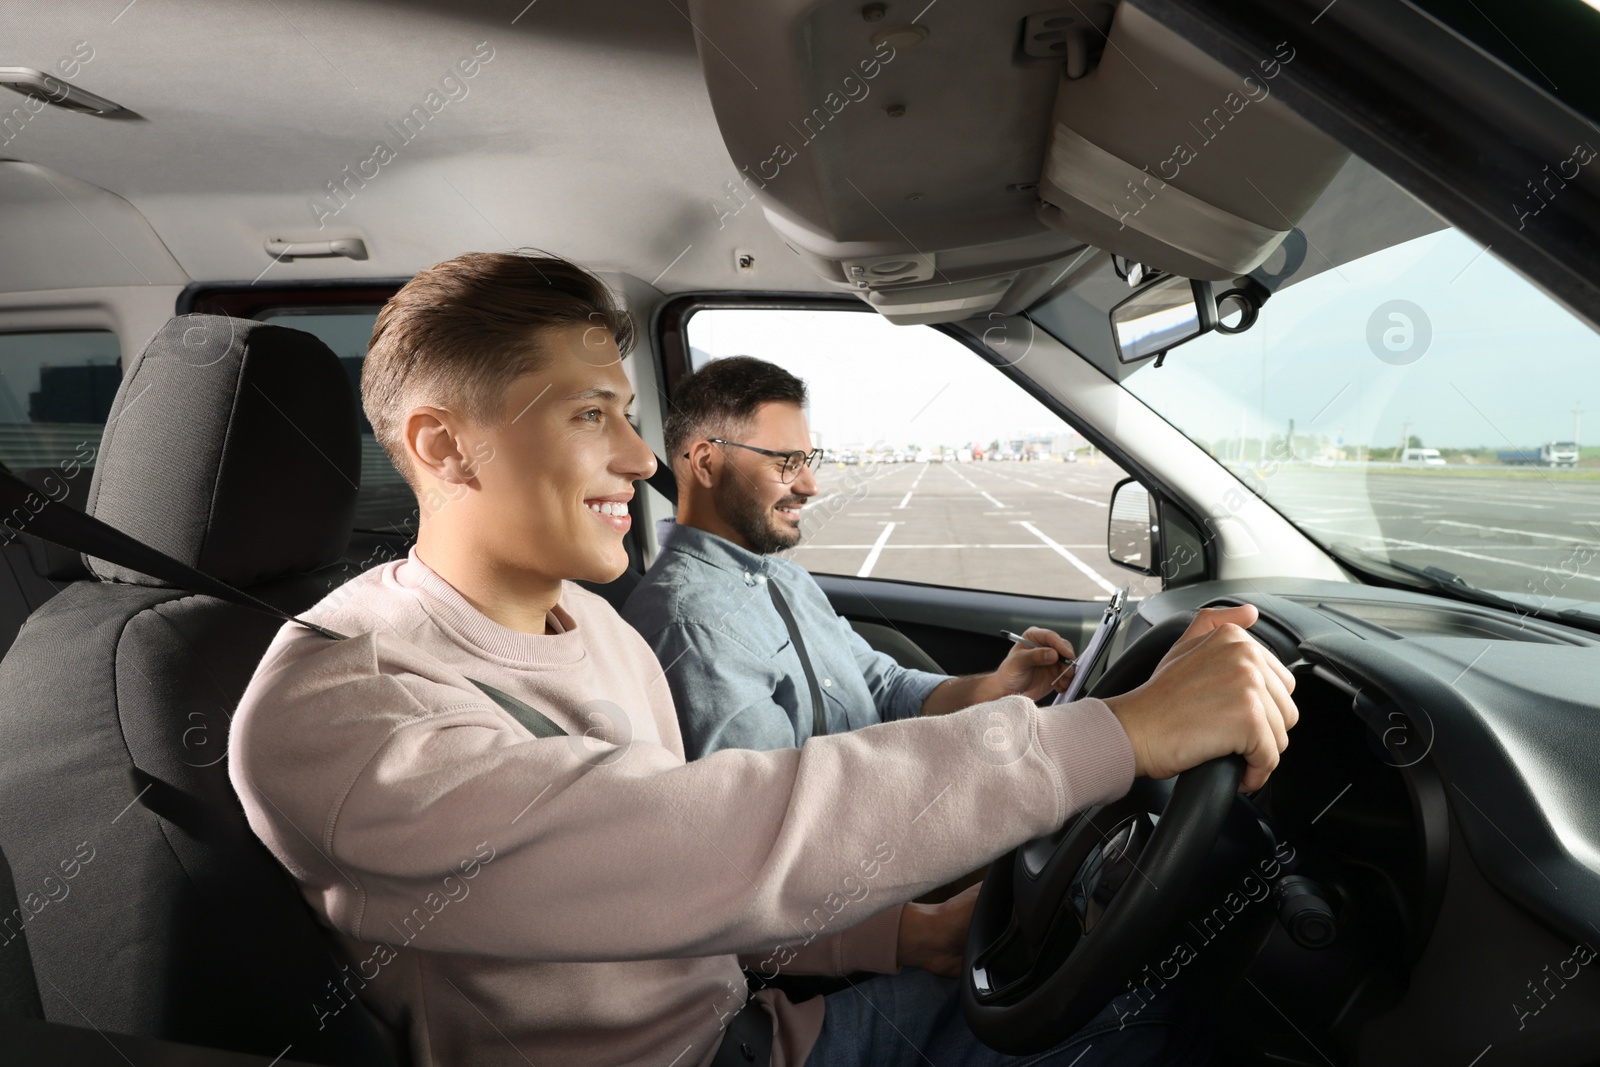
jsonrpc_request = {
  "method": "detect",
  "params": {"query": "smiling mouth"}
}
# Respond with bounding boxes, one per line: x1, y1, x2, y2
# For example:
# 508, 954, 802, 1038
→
584, 498, 632, 532
774, 501, 804, 522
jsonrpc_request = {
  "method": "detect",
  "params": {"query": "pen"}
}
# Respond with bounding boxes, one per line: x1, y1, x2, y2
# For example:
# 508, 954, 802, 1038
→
1000, 630, 1076, 666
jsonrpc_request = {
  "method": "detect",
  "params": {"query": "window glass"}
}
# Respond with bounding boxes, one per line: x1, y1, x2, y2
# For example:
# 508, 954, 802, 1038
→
1032, 224, 1600, 622
684, 308, 1134, 601
258, 309, 416, 536
0, 330, 121, 472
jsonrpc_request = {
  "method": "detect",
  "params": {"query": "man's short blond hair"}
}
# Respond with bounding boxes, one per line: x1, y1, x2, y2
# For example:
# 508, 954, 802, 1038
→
363, 250, 634, 489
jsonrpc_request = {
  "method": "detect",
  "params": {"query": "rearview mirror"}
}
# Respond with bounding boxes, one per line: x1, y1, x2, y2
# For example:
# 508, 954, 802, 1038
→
1110, 276, 1215, 363
1107, 478, 1158, 574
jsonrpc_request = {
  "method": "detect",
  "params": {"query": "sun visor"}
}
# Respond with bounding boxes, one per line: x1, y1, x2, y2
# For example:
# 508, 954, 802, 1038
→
1036, 5, 1348, 280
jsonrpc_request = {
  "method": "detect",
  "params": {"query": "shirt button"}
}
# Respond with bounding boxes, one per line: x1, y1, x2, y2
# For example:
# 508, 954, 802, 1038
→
822, 678, 832, 687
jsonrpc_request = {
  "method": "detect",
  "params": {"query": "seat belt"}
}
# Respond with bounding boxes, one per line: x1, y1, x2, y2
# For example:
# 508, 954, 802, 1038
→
0, 462, 567, 739
764, 580, 828, 741
645, 455, 819, 742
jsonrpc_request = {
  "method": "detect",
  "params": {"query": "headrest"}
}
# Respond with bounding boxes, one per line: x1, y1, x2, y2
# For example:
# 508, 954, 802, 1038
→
84, 315, 360, 588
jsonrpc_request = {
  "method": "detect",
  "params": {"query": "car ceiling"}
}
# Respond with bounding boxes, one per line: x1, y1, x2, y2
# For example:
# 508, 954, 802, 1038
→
0, 0, 830, 295
0, 0, 1451, 329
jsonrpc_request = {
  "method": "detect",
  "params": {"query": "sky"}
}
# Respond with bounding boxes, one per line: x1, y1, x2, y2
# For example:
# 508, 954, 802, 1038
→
1120, 229, 1600, 452
687, 229, 1600, 456
687, 308, 1074, 450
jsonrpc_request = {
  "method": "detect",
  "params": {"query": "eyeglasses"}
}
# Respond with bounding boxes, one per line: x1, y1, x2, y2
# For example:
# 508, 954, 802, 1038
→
689, 439, 824, 483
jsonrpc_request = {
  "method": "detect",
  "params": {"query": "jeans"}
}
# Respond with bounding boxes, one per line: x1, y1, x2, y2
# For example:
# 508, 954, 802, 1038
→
802, 969, 1211, 1067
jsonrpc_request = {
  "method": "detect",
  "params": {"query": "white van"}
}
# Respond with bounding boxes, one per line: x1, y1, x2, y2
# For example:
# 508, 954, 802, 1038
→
1401, 447, 1448, 467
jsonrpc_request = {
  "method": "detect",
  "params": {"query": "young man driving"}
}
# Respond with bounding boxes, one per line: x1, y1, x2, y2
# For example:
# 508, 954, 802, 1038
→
229, 251, 1298, 1067
623, 356, 1082, 760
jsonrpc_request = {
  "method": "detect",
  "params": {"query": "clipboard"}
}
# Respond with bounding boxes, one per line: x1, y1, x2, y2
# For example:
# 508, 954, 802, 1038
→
1052, 584, 1130, 705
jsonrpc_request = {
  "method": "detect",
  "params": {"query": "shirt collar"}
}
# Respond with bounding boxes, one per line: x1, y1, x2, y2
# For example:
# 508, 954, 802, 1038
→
662, 523, 785, 587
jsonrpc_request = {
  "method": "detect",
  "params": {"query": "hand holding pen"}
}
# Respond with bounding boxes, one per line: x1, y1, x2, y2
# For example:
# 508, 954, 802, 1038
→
995, 627, 1078, 697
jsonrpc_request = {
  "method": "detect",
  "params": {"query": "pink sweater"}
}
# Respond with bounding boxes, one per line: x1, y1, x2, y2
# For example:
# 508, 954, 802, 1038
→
228, 548, 1135, 1066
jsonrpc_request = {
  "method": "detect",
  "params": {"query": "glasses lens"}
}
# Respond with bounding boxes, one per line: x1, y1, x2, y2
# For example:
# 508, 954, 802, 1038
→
780, 453, 802, 482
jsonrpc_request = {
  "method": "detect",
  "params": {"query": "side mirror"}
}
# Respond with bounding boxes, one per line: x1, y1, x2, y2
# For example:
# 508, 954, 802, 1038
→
1107, 477, 1158, 574
1109, 276, 1216, 363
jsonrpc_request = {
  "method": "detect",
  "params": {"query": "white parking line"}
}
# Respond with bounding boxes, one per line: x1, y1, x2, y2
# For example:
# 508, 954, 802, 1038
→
1055, 490, 1107, 508
1338, 532, 1600, 586
1015, 521, 1119, 594
1433, 520, 1600, 546
804, 493, 835, 511
857, 522, 898, 578
910, 464, 928, 489
896, 491, 913, 509
980, 468, 1043, 487
980, 492, 1008, 509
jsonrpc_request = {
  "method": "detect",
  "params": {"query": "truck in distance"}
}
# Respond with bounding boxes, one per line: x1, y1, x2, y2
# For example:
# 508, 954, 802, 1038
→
1497, 441, 1579, 468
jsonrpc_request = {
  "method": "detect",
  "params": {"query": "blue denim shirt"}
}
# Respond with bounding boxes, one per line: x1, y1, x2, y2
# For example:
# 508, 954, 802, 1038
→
622, 523, 947, 759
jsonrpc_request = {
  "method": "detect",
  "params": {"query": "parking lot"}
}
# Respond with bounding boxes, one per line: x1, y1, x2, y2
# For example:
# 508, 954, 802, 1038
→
789, 460, 1600, 610
788, 459, 1143, 601
1266, 467, 1600, 606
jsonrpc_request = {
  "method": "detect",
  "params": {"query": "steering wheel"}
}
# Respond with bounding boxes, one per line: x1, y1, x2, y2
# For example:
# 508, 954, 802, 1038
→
961, 612, 1245, 1054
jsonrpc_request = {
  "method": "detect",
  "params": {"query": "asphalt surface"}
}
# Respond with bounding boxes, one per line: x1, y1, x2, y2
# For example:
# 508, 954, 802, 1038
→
785, 460, 1600, 608
1263, 467, 1600, 606
785, 459, 1144, 601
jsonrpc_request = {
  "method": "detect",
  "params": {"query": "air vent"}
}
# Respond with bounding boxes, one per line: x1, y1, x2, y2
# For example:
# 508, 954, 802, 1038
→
0, 67, 130, 117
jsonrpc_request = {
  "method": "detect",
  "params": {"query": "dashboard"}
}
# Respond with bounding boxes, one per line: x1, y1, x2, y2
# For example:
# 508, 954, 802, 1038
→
1115, 578, 1600, 1064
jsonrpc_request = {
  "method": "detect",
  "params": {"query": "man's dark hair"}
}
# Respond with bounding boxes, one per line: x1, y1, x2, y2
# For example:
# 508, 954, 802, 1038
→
664, 356, 808, 459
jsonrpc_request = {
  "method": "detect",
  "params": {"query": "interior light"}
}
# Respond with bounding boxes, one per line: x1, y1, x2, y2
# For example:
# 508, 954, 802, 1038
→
0, 67, 130, 117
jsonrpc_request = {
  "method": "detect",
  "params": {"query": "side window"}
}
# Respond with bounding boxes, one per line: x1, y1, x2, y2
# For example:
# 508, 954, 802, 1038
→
683, 308, 1132, 601
257, 309, 417, 537
0, 330, 121, 490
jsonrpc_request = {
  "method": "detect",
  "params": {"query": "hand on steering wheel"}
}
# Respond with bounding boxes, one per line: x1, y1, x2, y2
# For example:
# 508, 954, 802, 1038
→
1105, 605, 1299, 792
962, 603, 1297, 1054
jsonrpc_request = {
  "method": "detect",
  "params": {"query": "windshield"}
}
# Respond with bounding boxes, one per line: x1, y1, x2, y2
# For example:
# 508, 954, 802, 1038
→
1029, 165, 1600, 622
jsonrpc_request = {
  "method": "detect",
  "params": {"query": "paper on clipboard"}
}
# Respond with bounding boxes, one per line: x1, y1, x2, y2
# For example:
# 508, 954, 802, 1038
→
1052, 584, 1130, 705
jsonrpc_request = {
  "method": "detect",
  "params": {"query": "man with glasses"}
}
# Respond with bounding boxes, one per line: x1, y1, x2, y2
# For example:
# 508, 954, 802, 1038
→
623, 356, 1080, 759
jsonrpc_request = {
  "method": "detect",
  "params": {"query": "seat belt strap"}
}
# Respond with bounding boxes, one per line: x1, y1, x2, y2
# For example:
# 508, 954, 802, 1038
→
765, 579, 828, 741
466, 679, 567, 740
0, 461, 567, 739
0, 462, 346, 640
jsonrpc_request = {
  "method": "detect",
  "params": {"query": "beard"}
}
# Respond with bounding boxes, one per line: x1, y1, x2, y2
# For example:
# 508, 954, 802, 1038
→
715, 483, 805, 555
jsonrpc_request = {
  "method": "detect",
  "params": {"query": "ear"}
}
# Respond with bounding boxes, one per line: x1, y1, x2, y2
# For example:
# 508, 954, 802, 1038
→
684, 440, 721, 491
407, 406, 482, 485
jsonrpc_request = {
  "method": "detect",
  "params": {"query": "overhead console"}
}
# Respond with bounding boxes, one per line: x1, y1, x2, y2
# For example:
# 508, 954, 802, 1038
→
686, 0, 1349, 323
